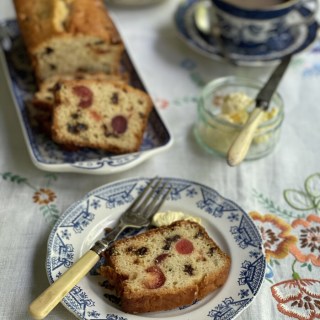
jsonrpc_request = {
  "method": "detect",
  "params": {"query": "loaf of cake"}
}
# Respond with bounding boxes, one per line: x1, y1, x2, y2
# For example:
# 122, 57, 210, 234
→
13, 0, 124, 83
51, 78, 153, 154
100, 220, 231, 313
33, 72, 128, 110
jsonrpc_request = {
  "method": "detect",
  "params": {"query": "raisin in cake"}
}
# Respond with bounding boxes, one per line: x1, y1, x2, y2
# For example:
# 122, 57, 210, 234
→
33, 72, 128, 110
100, 220, 231, 313
51, 78, 153, 154
13, 0, 124, 83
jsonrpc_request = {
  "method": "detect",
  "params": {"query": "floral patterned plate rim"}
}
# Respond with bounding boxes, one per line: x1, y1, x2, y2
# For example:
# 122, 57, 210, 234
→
174, 0, 319, 67
46, 177, 266, 320
0, 20, 173, 175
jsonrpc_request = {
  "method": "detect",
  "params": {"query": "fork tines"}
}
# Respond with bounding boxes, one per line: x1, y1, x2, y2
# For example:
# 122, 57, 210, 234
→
130, 177, 171, 218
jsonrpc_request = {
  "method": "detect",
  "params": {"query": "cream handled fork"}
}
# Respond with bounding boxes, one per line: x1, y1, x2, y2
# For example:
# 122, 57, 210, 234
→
29, 178, 171, 320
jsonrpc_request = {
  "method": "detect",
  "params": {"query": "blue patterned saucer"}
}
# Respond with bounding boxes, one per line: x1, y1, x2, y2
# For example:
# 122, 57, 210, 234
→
47, 177, 266, 320
174, 0, 319, 66
0, 20, 173, 175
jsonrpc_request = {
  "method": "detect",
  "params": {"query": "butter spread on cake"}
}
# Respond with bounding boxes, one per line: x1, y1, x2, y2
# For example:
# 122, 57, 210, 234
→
152, 211, 202, 227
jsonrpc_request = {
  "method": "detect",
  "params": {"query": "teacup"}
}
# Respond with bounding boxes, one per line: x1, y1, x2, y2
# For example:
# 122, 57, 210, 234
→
210, 0, 318, 50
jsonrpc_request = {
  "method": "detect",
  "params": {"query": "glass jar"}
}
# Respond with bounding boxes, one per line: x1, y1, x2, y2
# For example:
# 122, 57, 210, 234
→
194, 76, 284, 160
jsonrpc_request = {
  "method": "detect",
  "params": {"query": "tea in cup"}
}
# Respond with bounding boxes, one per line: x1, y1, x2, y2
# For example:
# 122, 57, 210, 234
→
222, 0, 291, 9
210, 0, 318, 50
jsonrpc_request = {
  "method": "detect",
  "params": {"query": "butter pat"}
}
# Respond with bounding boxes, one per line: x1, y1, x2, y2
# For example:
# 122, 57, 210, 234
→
152, 211, 201, 227
221, 92, 253, 115
218, 91, 279, 126
194, 76, 284, 160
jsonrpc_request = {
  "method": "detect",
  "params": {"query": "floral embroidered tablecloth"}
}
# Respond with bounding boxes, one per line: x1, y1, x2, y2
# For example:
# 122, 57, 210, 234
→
0, 1, 319, 320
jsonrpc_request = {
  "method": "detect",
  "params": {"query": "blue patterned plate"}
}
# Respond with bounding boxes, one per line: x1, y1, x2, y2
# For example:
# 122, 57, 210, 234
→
174, 0, 319, 66
0, 20, 173, 175
47, 177, 266, 320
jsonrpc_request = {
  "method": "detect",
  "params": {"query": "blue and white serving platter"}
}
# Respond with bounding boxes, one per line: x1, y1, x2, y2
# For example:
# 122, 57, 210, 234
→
174, 0, 319, 66
47, 177, 266, 320
0, 20, 173, 175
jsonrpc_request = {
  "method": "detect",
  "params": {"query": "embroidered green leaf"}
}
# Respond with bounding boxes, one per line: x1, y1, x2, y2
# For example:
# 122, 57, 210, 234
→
300, 263, 313, 272
40, 204, 60, 225
45, 173, 58, 181
190, 71, 206, 87
48, 204, 59, 213
316, 200, 320, 214
283, 189, 315, 211
269, 259, 280, 266
1, 172, 28, 184
291, 57, 304, 67
252, 189, 303, 219
39, 206, 48, 213
305, 173, 320, 198
173, 96, 197, 107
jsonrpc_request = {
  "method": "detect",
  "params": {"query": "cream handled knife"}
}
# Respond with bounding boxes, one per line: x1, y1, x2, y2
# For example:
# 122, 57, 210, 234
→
227, 55, 292, 166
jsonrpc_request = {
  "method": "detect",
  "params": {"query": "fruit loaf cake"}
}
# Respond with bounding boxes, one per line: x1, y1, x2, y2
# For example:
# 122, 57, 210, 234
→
99, 220, 231, 313
33, 72, 128, 110
13, 0, 124, 83
51, 78, 153, 154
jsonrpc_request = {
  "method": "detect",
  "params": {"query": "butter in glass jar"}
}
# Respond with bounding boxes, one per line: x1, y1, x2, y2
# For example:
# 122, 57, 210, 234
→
194, 76, 284, 160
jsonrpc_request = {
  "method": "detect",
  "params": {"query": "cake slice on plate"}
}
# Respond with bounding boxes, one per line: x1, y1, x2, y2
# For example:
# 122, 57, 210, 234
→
100, 220, 231, 313
51, 78, 153, 154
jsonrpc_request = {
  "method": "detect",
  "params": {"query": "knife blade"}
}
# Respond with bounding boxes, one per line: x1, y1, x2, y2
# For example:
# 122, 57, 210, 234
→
255, 55, 292, 110
227, 55, 292, 166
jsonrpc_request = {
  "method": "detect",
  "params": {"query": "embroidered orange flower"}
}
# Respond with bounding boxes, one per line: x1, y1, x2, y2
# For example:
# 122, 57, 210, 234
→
271, 279, 320, 320
289, 214, 320, 267
250, 211, 297, 262
33, 188, 57, 205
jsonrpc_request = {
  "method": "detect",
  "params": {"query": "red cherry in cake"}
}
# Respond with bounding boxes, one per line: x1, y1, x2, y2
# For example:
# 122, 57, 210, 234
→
111, 115, 127, 134
72, 85, 93, 108
143, 266, 166, 289
175, 238, 194, 254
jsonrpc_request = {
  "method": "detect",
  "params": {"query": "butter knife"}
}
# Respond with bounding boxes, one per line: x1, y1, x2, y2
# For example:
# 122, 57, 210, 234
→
227, 55, 292, 166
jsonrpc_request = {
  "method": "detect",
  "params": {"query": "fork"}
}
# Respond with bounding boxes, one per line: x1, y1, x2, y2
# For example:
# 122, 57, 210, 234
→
29, 177, 171, 320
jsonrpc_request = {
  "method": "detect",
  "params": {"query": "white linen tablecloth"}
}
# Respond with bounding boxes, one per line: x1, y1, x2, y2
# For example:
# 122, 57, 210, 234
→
0, 1, 319, 319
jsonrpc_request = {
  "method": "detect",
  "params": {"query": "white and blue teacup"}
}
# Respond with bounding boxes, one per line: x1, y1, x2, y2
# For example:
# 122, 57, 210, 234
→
210, 0, 318, 51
